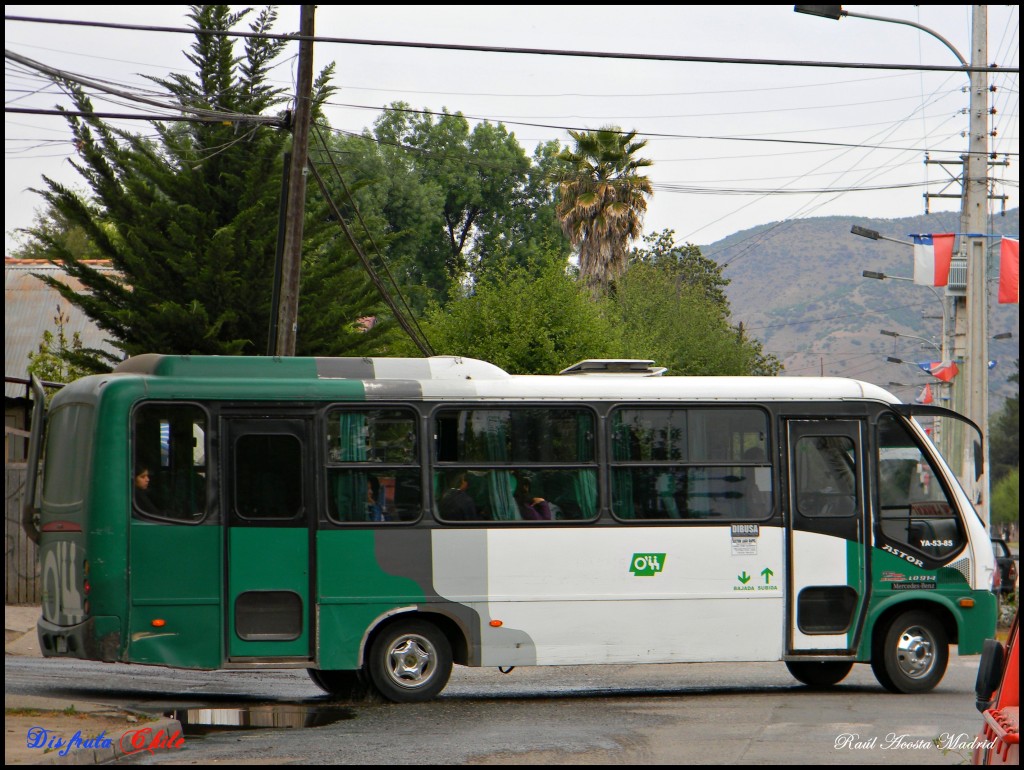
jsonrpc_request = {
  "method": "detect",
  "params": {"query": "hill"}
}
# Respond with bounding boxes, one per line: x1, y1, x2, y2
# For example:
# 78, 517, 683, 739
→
704, 209, 1019, 408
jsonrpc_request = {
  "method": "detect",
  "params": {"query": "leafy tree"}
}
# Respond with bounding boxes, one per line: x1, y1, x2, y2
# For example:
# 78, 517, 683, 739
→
320, 104, 561, 306
23, 5, 386, 369
990, 469, 1019, 529
26, 306, 92, 385
555, 127, 652, 294
613, 262, 781, 376
630, 229, 730, 310
11, 205, 105, 262
411, 261, 620, 374
990, 360, 1019, 483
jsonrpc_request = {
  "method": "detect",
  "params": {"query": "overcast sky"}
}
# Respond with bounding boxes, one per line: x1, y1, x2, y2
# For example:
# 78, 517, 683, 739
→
5, 5, 1020, 257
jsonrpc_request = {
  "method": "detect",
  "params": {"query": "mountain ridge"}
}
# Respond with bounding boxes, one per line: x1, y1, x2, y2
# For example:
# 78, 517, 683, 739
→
704, 208, 1019, 407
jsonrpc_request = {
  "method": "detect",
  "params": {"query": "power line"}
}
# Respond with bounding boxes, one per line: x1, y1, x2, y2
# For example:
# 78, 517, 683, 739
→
5, 49, 285, 126
324, 100, 1016, 156
309, 122, 434, 356
5, 14, 1016, 74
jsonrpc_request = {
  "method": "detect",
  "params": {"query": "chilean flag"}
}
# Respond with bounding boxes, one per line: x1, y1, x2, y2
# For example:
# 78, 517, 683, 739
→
915, 383, 934, 405
999, 237, 1019, 304
913, 234, 954, 287
918, 361, 959, 382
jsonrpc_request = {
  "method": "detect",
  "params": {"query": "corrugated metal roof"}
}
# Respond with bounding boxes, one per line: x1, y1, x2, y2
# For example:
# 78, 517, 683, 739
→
4, 259, 121, 398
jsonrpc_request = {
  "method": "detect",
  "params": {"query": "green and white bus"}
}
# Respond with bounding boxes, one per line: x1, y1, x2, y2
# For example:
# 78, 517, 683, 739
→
27, 355, 996, 702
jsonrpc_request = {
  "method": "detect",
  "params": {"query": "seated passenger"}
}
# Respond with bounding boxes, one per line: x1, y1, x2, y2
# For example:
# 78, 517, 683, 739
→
439, 470, 478, 521
514, 475, 552, 521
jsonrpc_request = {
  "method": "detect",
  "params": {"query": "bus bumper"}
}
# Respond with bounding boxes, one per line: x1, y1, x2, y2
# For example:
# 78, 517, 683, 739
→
957, 590, 998, 656
38, 616, 121, 662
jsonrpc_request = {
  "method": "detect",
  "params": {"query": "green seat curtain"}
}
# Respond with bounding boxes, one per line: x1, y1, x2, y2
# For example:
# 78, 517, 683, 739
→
482, 413, 517, 520
611, 415, 635, 519
334, 413, 368, 522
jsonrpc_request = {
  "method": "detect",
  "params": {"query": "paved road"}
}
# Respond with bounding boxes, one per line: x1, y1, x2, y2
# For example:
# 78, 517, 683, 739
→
4, 652, 991, 765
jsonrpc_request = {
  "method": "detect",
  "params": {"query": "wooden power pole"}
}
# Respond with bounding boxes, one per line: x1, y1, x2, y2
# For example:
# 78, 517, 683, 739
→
274, 5, 316, 356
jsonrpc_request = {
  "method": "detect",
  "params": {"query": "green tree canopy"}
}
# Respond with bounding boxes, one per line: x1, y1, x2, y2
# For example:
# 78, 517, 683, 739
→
990, 359, 1019, 483
22, 5, 388, 369
613, 264, 776, 376
318, 104, 567, 307
630, 228, 731, 310
991, 469, 1019, 529
412, 261, 619, 374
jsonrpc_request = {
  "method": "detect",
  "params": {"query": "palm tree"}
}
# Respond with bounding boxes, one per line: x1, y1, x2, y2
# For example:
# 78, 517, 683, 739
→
555, 127, 653, 293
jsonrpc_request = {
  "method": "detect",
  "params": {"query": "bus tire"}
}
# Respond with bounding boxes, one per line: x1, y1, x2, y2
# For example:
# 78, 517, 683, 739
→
367, 619, 452, 703
871, 610, 948, 693
307, 668, 374, 701
785, 660, 853, 687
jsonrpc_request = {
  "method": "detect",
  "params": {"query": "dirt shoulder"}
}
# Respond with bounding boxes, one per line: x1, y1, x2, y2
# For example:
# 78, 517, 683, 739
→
6, 706, 157, 765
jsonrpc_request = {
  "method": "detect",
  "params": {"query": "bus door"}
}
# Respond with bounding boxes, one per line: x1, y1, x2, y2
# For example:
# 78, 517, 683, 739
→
785, 419, 868, 654
223, 416, 313, 660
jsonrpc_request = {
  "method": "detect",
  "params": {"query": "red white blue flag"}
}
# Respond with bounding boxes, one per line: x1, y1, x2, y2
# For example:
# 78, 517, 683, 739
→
918, 361, 959, 382
914, 383, 934, 405
912, 234, 954, 287
999, 237, 1019, 304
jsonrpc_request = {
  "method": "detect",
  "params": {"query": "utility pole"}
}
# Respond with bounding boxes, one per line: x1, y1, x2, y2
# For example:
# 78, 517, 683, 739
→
274, 5, 316, 357
960, 5, 990, 527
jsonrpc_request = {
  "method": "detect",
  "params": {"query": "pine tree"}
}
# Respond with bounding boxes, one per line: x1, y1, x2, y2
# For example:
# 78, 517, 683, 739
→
27, 5, 386, 369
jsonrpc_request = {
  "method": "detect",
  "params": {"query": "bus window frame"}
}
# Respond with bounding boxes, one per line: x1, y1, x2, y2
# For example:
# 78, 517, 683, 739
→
130, 400, 211, 526
608, 403, 775, 524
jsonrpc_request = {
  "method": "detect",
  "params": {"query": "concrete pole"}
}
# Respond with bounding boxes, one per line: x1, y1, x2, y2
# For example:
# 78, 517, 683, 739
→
274, 5, 316, 356
961, 5, 990, 528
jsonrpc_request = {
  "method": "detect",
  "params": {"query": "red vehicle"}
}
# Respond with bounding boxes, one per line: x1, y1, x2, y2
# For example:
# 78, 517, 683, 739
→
974, 610, 1019, 765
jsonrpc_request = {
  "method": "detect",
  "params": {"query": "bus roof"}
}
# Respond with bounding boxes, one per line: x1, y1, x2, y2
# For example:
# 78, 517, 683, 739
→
110, 354, 901, 404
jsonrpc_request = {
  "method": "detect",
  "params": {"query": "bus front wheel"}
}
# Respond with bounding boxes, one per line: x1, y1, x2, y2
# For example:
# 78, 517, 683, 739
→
785, 660, 853, 687
367, 619, 452, 703
871, 610, 948, 693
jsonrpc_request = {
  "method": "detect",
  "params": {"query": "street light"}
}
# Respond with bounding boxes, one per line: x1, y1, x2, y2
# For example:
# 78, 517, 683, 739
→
793, 6, 968, 65
851, 225, 913, 247
864, 272, 950, 364
880, 329, 941, 357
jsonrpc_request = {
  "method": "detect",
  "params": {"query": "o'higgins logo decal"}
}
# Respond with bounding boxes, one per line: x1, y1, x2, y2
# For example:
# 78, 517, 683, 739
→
629, 553, 666, 576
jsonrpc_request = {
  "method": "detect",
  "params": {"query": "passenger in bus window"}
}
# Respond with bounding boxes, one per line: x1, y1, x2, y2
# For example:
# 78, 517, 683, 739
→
134, 465, 161, 515
367, 475, 385, 522
514, 475, 552, 521
439, 471, 478, 521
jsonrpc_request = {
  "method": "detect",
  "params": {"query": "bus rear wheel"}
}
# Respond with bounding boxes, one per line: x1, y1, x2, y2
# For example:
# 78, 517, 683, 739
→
785, 660, 853, 687
307, 668, 373, 701
367, 619, 452, 703
871, 610, 948, 693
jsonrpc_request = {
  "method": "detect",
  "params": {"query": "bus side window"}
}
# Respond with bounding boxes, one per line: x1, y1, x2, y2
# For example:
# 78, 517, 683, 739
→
795, 436, 857, 517
325, 408, 421, 524
610, 407, 771, 521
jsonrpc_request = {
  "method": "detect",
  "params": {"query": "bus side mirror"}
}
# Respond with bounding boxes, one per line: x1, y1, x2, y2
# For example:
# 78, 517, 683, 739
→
974, 638, 1005, 712
22, 374, 46, 545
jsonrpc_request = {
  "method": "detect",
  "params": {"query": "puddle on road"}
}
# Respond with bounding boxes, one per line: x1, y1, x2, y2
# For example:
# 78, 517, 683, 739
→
167, 704, 356, 736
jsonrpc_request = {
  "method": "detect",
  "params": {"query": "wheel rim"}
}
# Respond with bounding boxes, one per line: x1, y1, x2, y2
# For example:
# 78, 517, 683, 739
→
385, 634, 438, 690
894, 624, 937, 680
